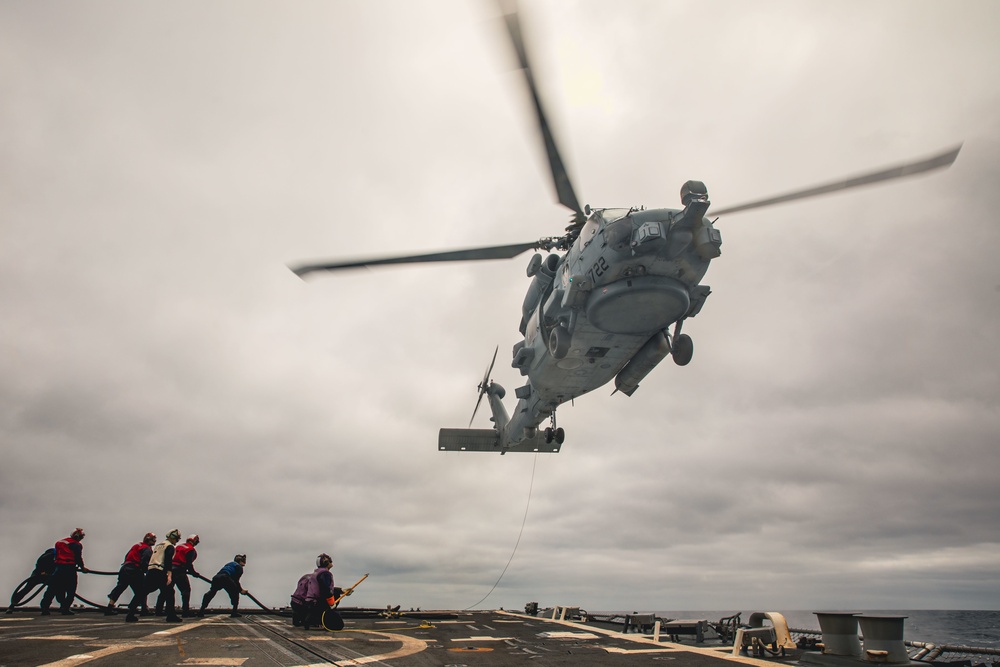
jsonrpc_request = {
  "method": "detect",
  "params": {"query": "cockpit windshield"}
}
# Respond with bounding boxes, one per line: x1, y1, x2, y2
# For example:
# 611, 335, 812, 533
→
597, 208, 630, 224
601, 208, 635, 251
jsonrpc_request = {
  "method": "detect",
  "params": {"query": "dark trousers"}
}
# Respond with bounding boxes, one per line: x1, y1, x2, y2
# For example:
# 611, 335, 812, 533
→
291, 600, 307, 627
173, 571, 192, 612
130, 569, 174, 617
40, 566, 76, 612
156, 571, 192, 613
201, 574, 239, 610
108, 566, 145, 609
304, 602, 343, 631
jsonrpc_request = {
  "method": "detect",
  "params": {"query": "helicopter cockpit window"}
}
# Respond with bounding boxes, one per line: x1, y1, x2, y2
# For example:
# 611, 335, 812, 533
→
580, 217, 600, 245
603, 209, 634, 251
598, 208, 629, 224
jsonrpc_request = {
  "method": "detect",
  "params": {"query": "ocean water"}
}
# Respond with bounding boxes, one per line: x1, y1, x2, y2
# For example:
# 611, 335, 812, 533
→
645, 610, 1000, 649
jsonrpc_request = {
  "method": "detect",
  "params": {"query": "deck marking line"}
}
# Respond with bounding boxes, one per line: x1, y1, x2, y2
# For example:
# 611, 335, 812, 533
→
538, 631, 600, 639
36, 645, 138, 666
605, 646, 684, 654
36, 615, 224, 667
450, 636, 514, 641
323, 630, 427, 666
179, 659, 248, 666
152, 616, 225, 636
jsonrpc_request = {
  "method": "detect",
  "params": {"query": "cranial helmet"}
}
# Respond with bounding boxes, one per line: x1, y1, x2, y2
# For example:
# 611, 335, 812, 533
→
234, 554, 247, 565
71, 528, 85, 540
166, 529, 182, 541
187, 534, 200, 546
143, 532, 157, 545
316, 553, 333, 568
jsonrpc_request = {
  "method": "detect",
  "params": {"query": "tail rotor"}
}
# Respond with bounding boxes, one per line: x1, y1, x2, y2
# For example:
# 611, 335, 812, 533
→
470, 346, 499, 426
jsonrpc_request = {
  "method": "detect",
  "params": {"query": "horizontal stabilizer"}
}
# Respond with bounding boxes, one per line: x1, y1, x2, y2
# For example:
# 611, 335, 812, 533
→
438, 428, 561, 453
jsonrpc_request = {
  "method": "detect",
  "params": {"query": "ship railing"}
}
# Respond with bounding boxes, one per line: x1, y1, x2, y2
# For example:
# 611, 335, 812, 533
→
789, 628, 1000, 664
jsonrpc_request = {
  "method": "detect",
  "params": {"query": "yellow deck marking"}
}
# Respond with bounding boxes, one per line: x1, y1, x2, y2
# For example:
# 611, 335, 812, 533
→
538, 631, 600, 639
315, 630, 427, 667
605, 646, 685, 654
35, 616, 224, 667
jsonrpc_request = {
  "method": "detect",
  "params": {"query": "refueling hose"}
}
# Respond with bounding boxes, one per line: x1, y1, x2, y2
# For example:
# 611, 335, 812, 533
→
192, 572, 281, 615
5, 569, 116, 613
8, 566, 363, 618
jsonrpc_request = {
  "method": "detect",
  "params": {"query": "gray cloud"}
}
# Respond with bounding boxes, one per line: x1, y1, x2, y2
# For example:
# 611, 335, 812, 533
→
2, 0, 998, 616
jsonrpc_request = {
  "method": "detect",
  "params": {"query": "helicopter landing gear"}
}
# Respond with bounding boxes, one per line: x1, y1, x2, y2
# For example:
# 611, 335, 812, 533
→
670, 320, 693, 366
548, 325, 570, 359
672, 333, 693, 366
543, 414, 565, 445
544, 426, 565, 445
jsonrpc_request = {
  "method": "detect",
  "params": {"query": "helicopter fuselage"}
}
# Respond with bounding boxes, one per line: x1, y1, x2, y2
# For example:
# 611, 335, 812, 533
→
498, 200, 721, 446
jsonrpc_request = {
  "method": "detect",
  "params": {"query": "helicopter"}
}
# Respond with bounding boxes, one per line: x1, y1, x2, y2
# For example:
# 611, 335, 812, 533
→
290, 4, 961, 454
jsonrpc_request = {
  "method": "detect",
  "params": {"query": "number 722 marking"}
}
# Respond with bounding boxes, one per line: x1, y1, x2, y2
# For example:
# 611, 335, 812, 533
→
587, 257, 609, 283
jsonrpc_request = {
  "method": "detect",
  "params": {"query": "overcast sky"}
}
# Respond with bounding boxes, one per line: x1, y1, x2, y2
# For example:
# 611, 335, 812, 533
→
2, 0, 999, 617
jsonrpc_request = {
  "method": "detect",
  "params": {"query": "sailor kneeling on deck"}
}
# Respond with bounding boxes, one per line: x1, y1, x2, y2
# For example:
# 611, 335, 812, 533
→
290, 553, 347, 631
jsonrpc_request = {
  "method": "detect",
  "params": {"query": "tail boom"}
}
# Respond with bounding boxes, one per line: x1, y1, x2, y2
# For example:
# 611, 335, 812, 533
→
438, 428, 561, 453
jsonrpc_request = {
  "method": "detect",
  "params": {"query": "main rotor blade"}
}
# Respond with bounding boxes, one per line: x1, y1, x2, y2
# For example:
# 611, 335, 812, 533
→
500, 1, 586, 222
712, 144, 962, 217
291, 241, 541, 278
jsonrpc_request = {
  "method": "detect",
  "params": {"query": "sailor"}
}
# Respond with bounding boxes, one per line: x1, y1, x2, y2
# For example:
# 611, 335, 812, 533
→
39, 528, 88, 615
7, 548, 59, 612
127, 529, 182, 623
198, 554, 247, 618
105, 532, 155, 616
302, 553, 345, 631
159, 534, 201, 617
289, 570, 312, 627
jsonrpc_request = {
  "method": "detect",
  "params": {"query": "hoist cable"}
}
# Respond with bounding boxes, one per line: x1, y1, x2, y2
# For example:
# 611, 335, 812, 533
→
465, 453, 538, 610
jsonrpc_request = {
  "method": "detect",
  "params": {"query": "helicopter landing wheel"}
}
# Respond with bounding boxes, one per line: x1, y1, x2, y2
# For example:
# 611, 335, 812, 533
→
672, 333, 693, 366
554, 427, 565, 444
548, 326, 570, 359
544, 427, 554, 444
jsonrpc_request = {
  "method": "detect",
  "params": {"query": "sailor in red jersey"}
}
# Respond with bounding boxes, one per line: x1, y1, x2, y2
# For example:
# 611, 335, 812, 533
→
39, 528, 88, 615
158, 534, 201, 617
105, 533, 155, 615
127, 529, 182, 623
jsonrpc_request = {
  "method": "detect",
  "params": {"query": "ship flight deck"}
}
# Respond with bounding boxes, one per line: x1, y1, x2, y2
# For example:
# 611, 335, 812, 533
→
0, 607, 783, 667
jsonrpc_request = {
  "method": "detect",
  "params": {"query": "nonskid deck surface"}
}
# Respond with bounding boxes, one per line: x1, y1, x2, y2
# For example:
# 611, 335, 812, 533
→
0, 608, 779, 667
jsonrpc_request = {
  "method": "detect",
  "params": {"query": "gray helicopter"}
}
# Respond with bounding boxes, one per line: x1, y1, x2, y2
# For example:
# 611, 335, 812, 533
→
291, 5, 961, 454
